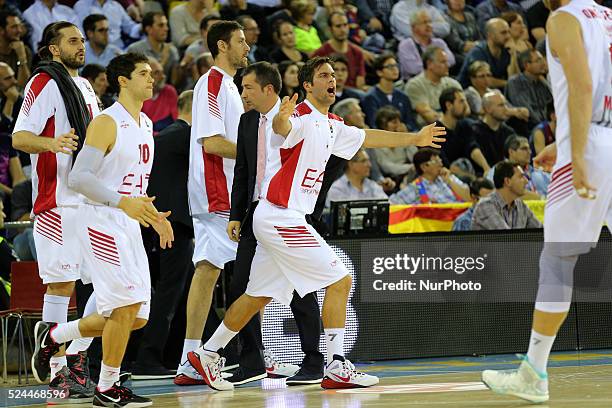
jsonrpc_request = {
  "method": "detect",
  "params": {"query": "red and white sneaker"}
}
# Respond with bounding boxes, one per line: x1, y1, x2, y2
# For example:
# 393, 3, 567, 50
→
264, 349, 299, 378
174, 361, 206, 386
321, 355, 379, 389
187, 350, 234, 391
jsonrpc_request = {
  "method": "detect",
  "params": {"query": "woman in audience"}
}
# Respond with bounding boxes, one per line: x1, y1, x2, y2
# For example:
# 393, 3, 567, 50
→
444, 0, 481, 72
270, 20, 308, 64
501, 11, 532, 53
290, 0, 322, 54
169, 0, 216, 49
278, 61, 301, 99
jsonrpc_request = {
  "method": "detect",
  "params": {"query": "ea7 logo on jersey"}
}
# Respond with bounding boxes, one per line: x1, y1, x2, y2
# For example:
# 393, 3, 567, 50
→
301, 168, 324, 189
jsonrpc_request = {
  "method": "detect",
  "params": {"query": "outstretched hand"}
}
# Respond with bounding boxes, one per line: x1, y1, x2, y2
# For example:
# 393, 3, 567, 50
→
415, 122, 446, 148
278, 93, 298, 122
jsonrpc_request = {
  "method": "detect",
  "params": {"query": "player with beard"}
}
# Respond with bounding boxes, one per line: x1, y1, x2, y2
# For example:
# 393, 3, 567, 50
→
13, 21, 100, 404
482, 0, 612, 403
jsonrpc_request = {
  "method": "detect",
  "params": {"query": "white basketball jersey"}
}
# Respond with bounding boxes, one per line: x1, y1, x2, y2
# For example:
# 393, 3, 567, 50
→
547, 0, 612, 163
88, 102, 154, 205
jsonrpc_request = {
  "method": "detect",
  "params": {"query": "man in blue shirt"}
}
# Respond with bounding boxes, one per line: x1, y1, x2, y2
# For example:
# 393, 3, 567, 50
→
452, 177, 494, 231
83, 14, 123, 68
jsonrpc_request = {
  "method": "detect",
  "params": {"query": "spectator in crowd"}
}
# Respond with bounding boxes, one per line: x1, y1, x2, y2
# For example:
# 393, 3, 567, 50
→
373, 106, 418, 181
291, 0, 322, 54
398, 10, 455, 80
452, 177, 494, 231
444, 0, 480, 72
278, 60, 300, 99
500, 11, 531, 54
23, 0, 78, 51
83, 14, 122, 68
316, 0, 364, 44
390, 0, 450, 40
437, 87, 473, 173
390, 147, 470, 204
142, 57, 178, 133
270, 20, 308, 64
486, 135, 550, 199
362, 53, 416, 130
81, 63, 113, 108
531, 100, 555, 155
181, 14, 220, 80
332, 98, 396, 193
353, 0, 391, 36
464, 60, 492, 116
237, 15, 267, 63
220, 0, 266, 30
0, 11, 31, 89
194, 51, 213, 80
0, 0, 30, 42
471, 160, 542, 230
325, 148, 388, 208
170, 0, 216, 49
465, 90, 516, 173
505, 49, 551, 130
74, 0, 141, 49
11, 179, 34, 261
330, 54, 361, 106
127, 11, 180, 85
133, 90, 195, 378
313, 12, 365, 90
0, 62, 21, 134
404, 46, 462, 126
523, 0, 548, 42
475, 0, 524, 31
458, 18, 520, 88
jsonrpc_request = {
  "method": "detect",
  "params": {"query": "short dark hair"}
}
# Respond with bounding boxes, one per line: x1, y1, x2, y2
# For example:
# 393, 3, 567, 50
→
106, 52, 150, 94
83, 14, 107, 38
504, 135, 528, 158
469, 177, 494, 197
207, 20, 243, 59
242, 61, 282, 94
200, 14, 220, 31
81, 63, 106, 82
439, 87, 462, 114
236, 15, 255, 28
374, 106, 401, 130
38, 21, 79, 60
413, 148, 440, 176
298, 56, 331, 91
422, 46, 443, 70
493, 160, 519, 189
0, 10, 19, 30
142, 11, 165, 32
327, 11, 346, 27
373, 52, 396, 73
518, 49, 536, 72
330, 53, 348, 68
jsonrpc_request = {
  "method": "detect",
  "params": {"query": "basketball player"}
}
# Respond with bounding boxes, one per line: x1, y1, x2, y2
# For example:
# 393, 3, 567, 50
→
187, 56, 446, 391
482, 0, 612, 403
13, 21, 99, 402
176, 20, 247, 385
30, 52, 173, 407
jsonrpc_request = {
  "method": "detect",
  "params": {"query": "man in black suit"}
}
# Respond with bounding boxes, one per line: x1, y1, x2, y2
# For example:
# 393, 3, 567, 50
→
226, 62, 325, 385
132, 90, 195, 378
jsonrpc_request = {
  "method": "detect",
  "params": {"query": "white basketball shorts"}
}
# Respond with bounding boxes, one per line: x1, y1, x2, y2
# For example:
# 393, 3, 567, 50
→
192, 211, 237, 268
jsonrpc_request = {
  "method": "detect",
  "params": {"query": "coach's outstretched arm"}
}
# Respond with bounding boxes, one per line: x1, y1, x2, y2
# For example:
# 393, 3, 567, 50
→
362, 122, 446, 149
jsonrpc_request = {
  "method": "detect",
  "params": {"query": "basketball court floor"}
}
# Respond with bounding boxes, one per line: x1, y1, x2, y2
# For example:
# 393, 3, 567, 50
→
2, 349, 612, 407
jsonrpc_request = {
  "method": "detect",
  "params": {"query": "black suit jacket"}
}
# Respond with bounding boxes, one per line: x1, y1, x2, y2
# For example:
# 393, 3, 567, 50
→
147, 119, 193, 230
229, 108, 348, 234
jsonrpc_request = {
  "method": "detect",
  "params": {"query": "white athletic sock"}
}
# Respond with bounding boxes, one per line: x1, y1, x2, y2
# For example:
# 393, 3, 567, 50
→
202, 322, 238, 353
66, 294, 97, 355
180, 339, 202, 365
324, 328, 345, 365
526, 329, 556, 375
50, 356, 67, 378
51, 320, 82, 344
43, 294, 70, 324
98, 363, 120, 392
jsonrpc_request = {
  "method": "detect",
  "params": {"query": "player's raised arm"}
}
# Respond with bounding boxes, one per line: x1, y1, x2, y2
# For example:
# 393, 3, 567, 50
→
68, 115, 160, 226
272, 93, 298, 137
362, 122, 446, 149
547, 10, 594, 198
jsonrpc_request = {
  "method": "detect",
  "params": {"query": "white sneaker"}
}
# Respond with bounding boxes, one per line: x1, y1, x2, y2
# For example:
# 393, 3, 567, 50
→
321, 355, 379, 389
264, 349, 299, 378
187, 350, 234, 391
482, 356, 549, 403
174, 361, 205, 386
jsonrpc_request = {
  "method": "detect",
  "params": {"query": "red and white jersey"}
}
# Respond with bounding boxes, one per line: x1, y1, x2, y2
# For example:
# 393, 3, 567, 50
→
14, 73, 100, 214
264, 100, 365, 214
188, 66, 243, 216
547, 0, 612, 166
86, 102, 154, 205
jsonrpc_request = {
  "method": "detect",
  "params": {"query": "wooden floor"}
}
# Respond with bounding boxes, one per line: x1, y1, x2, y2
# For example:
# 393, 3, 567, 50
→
3, 350, 612, 407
